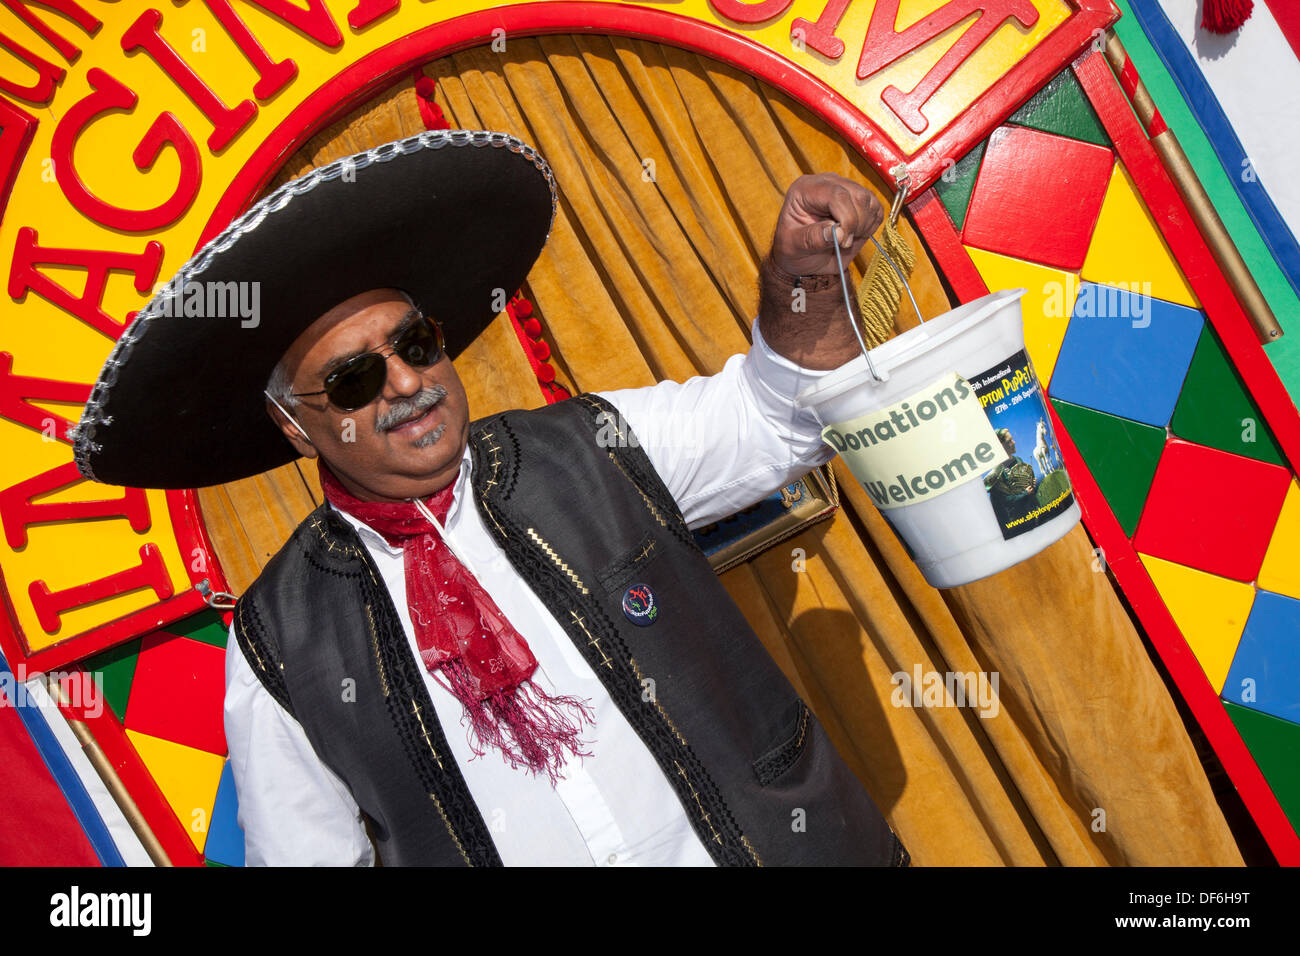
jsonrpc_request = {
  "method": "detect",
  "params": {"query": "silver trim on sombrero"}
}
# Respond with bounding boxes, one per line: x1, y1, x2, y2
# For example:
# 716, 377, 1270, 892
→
71, 129, 557, 483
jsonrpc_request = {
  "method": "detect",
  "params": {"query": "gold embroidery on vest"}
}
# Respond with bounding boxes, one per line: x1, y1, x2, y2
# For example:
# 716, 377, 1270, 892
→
630, 657, 685, 748
428, 793, 471, 866
409, 699, 443, 772
235, 598, 268, 674
793, 706, 809, 752
480, 430, 504, 490
365, 604, 390, 698
479, 497, 507, 537
575, 394, 670, 530
475, 428, 510, 538
571, 611, 612, 669
526, 528, 589, 595
674, 760, 723, 846
636, 659, 762, 866
606, 451, 668, 529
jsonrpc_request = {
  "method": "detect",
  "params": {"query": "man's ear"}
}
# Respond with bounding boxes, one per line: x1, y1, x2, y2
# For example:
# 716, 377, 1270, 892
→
265, 398, 318, 460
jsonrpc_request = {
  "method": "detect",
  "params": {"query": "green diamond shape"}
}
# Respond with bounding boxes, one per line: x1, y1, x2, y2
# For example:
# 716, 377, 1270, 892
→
933, 140, 985, 231
1009, 67, 1109, 147
1171, 326, 1286, 466
1051, 399, 1166, 537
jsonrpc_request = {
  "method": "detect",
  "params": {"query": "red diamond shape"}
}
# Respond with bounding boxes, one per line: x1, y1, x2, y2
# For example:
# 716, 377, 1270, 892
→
962, 126, 1114, 270
123, 631, 227, 756
1134, 439, 1291, 582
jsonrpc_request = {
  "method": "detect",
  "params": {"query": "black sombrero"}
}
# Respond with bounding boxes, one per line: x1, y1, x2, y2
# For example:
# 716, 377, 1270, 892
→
71, 129, 556, 489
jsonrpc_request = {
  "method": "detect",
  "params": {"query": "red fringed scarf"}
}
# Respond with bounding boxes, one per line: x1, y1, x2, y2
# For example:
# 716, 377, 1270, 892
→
318, 460, 594, 784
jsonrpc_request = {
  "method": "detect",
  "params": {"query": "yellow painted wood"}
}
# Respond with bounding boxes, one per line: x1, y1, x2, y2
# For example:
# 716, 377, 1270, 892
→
730, 0, 1075, 157
1139, 553, 1255, 694
197, 462, 319, 596
125, 729, 225, 853
965, 247, 1077, 386
1081, 164, 1198, 308
1258, 480, 1300, 600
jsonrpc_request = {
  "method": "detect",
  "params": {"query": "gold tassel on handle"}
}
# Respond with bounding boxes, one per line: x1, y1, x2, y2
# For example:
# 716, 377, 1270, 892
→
854, 217, 917, 349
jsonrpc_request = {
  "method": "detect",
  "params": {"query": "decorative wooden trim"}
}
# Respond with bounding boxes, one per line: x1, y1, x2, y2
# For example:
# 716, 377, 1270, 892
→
695, 465, 839, 574
907, 188, 991, 304
198, 2, 1122, 247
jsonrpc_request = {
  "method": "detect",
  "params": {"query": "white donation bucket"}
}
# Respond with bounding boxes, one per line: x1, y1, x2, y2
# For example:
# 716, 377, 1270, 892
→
797, 288, 1080, 588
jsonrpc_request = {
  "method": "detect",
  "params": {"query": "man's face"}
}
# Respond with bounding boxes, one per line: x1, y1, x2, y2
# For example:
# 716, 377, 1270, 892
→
267, 288, 470, 502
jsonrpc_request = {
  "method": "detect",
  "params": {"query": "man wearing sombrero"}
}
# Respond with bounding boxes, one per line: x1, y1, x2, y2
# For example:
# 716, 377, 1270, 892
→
73, 129, 907, 867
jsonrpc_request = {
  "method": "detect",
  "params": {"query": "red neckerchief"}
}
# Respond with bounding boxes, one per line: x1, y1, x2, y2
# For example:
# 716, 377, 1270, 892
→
317, 460, 594, 784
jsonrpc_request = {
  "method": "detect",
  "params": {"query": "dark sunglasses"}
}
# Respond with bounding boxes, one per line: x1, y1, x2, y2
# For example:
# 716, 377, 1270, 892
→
292, 310, 446, 411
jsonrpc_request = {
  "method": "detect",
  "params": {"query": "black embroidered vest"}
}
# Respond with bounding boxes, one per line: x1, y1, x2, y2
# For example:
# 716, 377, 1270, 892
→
232, 393, 907, 866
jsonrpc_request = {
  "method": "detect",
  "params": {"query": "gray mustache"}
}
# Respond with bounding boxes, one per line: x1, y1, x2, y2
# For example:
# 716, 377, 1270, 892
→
376, 385, 447, 432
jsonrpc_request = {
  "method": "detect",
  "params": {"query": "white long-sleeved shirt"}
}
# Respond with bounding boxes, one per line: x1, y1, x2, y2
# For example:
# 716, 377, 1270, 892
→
223, 317, 839, 866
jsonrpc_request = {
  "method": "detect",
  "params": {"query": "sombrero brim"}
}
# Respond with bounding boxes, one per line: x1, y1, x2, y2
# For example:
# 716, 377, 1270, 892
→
72, 130, 556, 489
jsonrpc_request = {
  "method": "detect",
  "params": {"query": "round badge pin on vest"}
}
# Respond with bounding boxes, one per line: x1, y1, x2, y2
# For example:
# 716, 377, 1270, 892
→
622, 584, 658, 626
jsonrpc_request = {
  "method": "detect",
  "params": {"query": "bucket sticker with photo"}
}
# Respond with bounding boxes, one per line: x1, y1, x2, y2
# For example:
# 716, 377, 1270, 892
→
969, 349, 1074, 540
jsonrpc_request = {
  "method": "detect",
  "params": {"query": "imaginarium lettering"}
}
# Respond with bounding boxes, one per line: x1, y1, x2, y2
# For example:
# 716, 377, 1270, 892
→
821, 372, 1002, 509
0, 0, 462, 659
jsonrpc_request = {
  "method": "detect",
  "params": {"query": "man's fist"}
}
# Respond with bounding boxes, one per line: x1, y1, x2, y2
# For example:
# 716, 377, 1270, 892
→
770, 173, 884, 278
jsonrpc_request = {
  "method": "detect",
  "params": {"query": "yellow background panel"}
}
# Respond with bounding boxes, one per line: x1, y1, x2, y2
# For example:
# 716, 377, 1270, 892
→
127, 729, 225, 853
1139, 553, 1255, 695
0, 394, 192, 651
964, 247, 1077, 386
1081, 164, 1198, 308
0, 483, 192, 652
711, 0, 1074, 157
1258, 480, 1300, 600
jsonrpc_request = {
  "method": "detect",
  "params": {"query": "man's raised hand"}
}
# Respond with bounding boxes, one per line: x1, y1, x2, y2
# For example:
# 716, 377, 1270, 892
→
770, 172, 884, 278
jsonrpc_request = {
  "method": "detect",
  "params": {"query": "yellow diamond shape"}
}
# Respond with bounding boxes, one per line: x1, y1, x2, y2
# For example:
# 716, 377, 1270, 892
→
127, 729, 225, 853
965, 247, 1077, 387
1139, 554, 1255, 694
1258, 480, 1300, 600
1082, 164, 1198, 308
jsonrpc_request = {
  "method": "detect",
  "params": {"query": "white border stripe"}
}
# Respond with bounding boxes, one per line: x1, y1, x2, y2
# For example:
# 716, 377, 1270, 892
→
1156, 0, 1300, 241
24, 678, 155, 867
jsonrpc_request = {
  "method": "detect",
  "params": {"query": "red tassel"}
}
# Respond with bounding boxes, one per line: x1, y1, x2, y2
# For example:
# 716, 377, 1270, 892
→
412, 70, 450, 130
1202, 0, 1254, 34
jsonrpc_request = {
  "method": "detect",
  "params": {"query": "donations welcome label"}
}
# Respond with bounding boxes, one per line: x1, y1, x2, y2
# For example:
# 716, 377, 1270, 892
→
822, 373, 1001, 510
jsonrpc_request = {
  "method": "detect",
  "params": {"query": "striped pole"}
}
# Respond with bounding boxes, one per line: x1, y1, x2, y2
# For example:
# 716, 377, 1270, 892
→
1104, 31, 1283, 343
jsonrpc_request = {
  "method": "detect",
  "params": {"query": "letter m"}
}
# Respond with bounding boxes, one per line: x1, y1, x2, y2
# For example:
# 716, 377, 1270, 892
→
206, 281, 238, 317
857, 0, 1040, 134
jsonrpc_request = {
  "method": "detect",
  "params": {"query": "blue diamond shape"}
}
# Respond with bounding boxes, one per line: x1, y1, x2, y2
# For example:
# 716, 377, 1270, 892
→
204, 760, 245, 867
1048, 283, 1203, 427
1222, 590, 1300, 725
